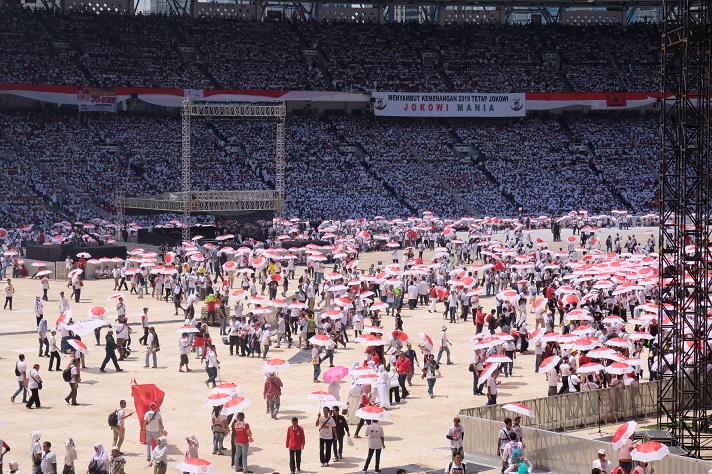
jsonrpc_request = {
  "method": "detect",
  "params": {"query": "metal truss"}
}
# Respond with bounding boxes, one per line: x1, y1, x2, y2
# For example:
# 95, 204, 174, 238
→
658, 0, 712, 458
125, 99, 286, 242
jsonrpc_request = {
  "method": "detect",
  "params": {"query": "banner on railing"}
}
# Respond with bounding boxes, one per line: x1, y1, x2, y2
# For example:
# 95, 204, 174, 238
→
77, 86, 117, 113
372, 92, 526, 117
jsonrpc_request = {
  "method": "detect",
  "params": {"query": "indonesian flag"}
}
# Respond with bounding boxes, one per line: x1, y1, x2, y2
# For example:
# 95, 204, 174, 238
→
606, 93, 627, 107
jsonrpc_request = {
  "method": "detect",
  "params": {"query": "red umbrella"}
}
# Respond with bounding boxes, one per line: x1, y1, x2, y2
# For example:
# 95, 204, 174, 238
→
87, 306, 108, 319
502, 403, 535, 418
419, 332, 433, 351
390, 330, 409, 341
631, 441, 670, 462
612, 421, 637, 450
537, 356, 561, 373
355, 406, 389, 420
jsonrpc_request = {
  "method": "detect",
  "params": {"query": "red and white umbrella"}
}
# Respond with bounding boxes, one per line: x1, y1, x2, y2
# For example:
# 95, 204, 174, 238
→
363, 326, 384, 335
68, 339, 89, 355
220, 397, 252, 416
76, 252, 92, 259
540, 332, 562, 343
479, 362, 500, 380
573, 337, 599, 352
419, 332, 434, 351
176, 325, 201, 334
306, 391, 336, 401
355, 406, 389, 420
577, 362, 605, 373
606, 338, 630, 349
36, 269, 52, 277
248, 296, 267, 305
531, 298, 547, 313
528, 328, 544, 343
175, 458, 217, 474
502, 403, 535, 418
263, 359, 290, 373
631, 441, 670, 462
212, 383, 241, 395
588, 347, 618, 360
31, 261, 47, 268
106, 293, 124, 302
288, 302, 306, 310
204, 393, 231, 407
222, 261, 238, 272
309, 335, 333, 347
335, 297, 353, 308
390, 330, 409, 342
370, 301, 388, 311
67, 269, 83, 279
628, 331, 654, 341
269, 299, 288, 308
605, 362, 633, 375
87, 306, 108, 319
356, 334, 386, 346
351, 366, 377, 377
230, 290, 247, 300
487, 354, 513, 364
538, 356, 561, 373
612, 421, 637, 450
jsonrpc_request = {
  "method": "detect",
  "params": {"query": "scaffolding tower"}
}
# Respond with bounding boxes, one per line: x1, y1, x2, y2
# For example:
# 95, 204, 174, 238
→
657, 0, 712, 458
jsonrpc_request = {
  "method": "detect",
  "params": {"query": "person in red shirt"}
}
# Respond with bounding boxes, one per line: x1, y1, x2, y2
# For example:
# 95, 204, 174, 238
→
353, 385, 373, 438
285, 417, 305, 474
232, 412, 252, 473
475, 308, 486, 334
395, 352, 411, 398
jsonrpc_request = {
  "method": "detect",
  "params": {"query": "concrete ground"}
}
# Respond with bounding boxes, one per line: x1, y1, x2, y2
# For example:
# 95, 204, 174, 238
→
0, 225, 656, 474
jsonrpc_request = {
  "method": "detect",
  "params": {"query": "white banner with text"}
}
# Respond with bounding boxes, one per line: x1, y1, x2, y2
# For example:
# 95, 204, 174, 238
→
372, 92, 526, 117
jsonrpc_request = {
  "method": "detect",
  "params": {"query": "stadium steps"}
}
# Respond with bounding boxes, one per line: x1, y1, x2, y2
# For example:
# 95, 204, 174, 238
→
437, 70, 456, 92
167, 19, 221, 89
532, 28, 574, 92
444, 121, 521, 209
0, 128, 112, 220
290, 23, 335, 89
555, 116, 633, 211
598, 39, 629, 92
613, 114, 659, 178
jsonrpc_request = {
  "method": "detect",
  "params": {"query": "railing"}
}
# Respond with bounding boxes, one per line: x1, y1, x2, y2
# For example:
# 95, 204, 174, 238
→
460, 382, 661, 432
459, 382, 712, 473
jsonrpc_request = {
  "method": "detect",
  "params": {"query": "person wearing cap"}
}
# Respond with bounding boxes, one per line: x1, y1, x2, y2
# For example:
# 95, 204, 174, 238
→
109, 446, 126, 474
48, 331, 60, 371
26, 364, 42, 409
422, 354, 440, 398
593, 449, 612, 474
263, 371, 283, 419
100, 329, 122, 373
436, 326, 452, 365
512, 416, 524, 444
142, 402, 164, 462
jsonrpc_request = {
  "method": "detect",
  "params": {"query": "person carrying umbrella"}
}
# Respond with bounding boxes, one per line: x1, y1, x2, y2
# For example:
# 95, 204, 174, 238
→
99, 330, 123, 373
315, 406, 336, 467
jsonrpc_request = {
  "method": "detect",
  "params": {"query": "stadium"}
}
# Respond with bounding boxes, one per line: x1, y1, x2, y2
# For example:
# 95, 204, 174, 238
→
0, 0, 711, 473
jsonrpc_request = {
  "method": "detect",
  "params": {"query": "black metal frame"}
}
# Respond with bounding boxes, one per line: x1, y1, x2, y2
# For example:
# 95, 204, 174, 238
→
658, 0, 712, 458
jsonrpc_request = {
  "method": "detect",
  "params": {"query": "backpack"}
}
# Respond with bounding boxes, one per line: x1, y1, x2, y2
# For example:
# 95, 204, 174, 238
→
108, 409, 119, 427
88, 459, 100, 474
510, 441, 522, 464
14, 362, 20, 377
62, 367, 73, 382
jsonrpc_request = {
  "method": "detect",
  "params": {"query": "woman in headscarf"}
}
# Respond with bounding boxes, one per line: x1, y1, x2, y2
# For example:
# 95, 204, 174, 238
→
29, 432, 41, 474
150, 437, 168, 474
63, 439, 77, 474
376, 366, 390, 408
89, 443, 109, 474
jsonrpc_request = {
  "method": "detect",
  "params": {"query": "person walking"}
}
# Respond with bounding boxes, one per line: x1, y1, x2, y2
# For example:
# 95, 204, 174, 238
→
34, 296, 44, 327
139, 308, 150, 346
100, 330, 123, 373
395, 352, 410, 399
204, 344, 219, 388
0, 438, 9, 474
436, 327, 452, 365
37, 316, 49, 358
285, 417, 305, 474
39, 441, 56, 474
362, 419, 385, 473
316, 407, 336, 467
88, 443, 109, 474
332, 406, 349, 461
232, 412, 252, 473
64, 358, 80, 406
4, 278, 14, 310
179, 333, 191, 372
263, 371, 283, 419
145, 327, 159, 369
183, 435, 199, 472
11, 354, 27, 404
47, 331, 60, 372
26, 364, 43, 409
30, 431, 42, 474
149, 437, 168, 474
422, 354, 440, 398
111, 400, 133, 453
63, 438, 77, 474
447, 417, 464, 459
142, 402, 164, 462
210, 406, 228, 455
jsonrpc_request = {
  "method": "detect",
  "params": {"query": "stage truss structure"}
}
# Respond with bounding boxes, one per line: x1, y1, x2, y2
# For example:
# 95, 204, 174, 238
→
657, 0, 712, 458
118, 100, 287, 242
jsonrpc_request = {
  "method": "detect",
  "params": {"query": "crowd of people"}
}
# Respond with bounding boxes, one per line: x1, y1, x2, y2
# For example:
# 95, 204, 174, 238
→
0, 7, 662, 93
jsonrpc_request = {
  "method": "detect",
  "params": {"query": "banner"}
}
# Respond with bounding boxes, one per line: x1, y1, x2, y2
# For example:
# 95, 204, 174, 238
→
77, 86, 117, 113
372, 92, 526, 117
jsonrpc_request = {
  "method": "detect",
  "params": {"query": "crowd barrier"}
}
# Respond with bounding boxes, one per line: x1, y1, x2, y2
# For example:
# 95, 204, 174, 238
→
459, 382, 712, 473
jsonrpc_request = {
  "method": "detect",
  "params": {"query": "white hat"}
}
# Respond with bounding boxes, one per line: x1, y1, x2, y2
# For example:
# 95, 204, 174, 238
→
598, 449, 606, 455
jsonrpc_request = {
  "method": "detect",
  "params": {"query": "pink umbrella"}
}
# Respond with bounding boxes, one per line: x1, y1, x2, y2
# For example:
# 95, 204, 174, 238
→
322, 366, 349, 382
612, 421, 637, 450
537, 356, 561, 373
502, 403, 535, 418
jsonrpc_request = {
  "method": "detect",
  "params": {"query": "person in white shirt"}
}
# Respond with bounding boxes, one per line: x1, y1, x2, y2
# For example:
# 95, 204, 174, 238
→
142, 402, 164, 462
260, 325, 272, 360
592, 449, 613, 474
205, 344, 219, 388
59, 292, 70, 315
26, 363, 42, 409
4, 278, 14, 310
547, 367, 558, 396
582, 374, 600, 391
447, 417, 465, 459
179, 333, 191, 372
10, 354, 27, 404
362, 419, 385, 473
436, 326, 452, 365
111, 399, 133, 451
39, 441, 56, 474
48, 331, 60, 371
316, 406, 337, 467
